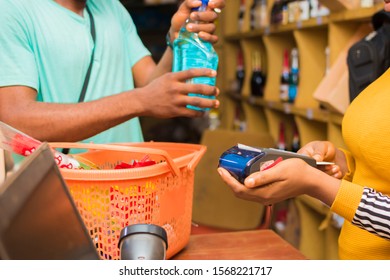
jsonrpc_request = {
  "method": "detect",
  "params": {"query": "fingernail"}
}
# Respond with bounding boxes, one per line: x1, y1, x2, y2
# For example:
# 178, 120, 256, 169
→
210, 70, 217, 76
246, 178, 255, 187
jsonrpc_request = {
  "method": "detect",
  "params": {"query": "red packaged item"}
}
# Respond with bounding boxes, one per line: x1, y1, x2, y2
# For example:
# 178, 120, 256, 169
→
115, 155, 156, 169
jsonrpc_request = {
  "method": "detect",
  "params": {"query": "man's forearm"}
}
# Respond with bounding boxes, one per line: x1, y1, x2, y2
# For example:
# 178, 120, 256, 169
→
0, 88, 142, 142
147, 47, 174, 83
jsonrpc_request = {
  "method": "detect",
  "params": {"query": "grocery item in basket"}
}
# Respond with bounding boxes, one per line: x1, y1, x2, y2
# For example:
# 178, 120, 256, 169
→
0, 121, 97, 170
114, 155, 156, 169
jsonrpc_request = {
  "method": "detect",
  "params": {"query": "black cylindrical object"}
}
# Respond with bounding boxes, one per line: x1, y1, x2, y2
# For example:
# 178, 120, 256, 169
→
118, 224, 168, 260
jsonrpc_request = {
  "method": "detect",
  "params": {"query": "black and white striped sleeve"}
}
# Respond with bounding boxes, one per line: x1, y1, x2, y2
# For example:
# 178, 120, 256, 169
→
351, 187, 390, 240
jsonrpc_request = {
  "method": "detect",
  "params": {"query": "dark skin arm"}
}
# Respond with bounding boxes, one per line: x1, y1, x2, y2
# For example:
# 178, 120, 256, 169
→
0, 69, 218, 142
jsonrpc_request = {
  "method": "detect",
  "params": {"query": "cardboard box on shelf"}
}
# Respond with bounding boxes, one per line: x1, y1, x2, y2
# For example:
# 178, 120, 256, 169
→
313, 24, 372, 114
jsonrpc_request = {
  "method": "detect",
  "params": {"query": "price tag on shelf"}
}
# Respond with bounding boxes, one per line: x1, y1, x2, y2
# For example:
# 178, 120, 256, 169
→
316, 16, 322, 26
306, 108, 313, 120
264, 26, 270, 36
283, 103, 291, 114
296, 21, 302, 29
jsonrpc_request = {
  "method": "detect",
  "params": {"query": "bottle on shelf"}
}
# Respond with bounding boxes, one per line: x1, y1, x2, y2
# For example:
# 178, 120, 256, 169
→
317, 45, 330, 111
310, 0, 320, 18
238, 0, 246, 32
277, 122, 287, 151
235, 49, 245, 94
208, 108, 220, 130
288, 48, 299, 103
250, 0, 261, 30
259, 0, 269, 28
172, 0, 219, 111
281, 0, 289, 25
274, 207, 287, 237
233, 105, 247, 131
250, 51, 266, 97
360, 0, 374, 8
299, 0, 311, 21
291, 122, 300, 152
316, 2, 330, 17
270, 0, 283, 25
280, 49, 290, 102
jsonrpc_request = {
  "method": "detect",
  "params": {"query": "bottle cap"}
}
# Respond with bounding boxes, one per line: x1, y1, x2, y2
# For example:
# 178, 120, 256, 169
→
192, 0, 209, 12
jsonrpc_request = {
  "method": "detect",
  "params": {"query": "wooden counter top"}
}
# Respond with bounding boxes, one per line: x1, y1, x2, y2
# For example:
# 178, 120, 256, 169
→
172, 229, 307, 260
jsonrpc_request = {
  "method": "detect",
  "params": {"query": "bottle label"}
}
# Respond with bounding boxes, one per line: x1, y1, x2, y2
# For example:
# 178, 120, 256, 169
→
288, 85, 297, 103
280, 84, 289, 102
180, 39, 218, 86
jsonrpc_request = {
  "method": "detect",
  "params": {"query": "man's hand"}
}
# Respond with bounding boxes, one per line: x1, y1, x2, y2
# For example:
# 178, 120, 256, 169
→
169, 0, 226, 44
133, 68, 220, 118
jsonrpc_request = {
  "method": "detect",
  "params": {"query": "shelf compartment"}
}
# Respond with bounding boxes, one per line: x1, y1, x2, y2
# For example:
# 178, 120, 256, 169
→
294, 196, 328, 260
240, 38, 268, 98
221, 42, 245, 94
292, 107, 329, 123
294, 195, 340, 259
224, 15, 330, 39
294, 116, 327, 146
293, 26, 328, 109
329, 3, 383, 23
264, 108, 296, 150
263, 33, 296, 102
222, 0, 241, 36
218, 96, 241, 130
328, 21, 373, 65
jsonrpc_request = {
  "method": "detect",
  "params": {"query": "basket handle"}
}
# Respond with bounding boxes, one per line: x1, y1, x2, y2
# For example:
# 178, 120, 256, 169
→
187, 145, 207, 172
49, 142, 180, 177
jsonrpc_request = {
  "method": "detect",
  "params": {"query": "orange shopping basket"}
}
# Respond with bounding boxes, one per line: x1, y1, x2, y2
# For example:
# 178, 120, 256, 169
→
49, 142, 206, 260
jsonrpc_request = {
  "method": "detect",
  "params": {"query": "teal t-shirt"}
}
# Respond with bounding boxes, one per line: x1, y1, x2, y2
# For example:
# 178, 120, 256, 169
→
0, 0, 150, 145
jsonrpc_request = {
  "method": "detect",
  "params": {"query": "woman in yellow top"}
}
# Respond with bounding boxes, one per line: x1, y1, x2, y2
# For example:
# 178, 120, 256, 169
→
218, 0, 390, 260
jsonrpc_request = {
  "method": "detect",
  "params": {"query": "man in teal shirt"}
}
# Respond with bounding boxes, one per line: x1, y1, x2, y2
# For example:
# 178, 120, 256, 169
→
0, 0, 224, 146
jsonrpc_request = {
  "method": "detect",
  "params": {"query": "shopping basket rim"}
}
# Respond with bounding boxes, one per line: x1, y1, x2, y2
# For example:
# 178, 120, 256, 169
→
49, 142, 207, 181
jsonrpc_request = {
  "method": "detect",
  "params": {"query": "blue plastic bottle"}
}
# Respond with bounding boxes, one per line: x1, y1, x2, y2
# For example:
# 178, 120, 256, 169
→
172, 0, 219, 111
288, 48, 299, 103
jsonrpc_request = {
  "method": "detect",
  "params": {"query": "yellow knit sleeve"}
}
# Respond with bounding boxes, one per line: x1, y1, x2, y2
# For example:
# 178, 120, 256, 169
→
330, 180, 364, 222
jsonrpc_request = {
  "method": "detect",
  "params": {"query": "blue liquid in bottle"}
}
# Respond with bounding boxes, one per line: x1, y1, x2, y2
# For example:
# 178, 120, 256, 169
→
288, 48, 299, 103
172, 0, 219, 111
